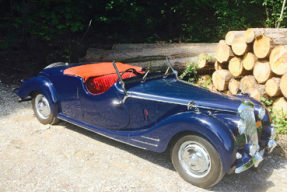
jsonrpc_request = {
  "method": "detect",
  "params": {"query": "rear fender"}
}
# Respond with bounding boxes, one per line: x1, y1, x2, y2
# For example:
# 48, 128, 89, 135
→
134, 112, 237, 173
15, 76, 58, 116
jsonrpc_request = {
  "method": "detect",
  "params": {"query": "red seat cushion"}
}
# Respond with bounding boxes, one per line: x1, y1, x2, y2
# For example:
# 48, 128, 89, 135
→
86, 72, 136, 94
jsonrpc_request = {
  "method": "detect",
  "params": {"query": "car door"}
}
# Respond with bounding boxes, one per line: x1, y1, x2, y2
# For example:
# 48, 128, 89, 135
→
80, 83, 130, 129
51, 75, 83, 120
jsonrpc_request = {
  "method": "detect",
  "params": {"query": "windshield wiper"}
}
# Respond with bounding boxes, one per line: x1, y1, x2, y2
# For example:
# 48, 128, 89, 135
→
141, 62, 153, 83
163, 66, 170, 78
141, 69, 150, 83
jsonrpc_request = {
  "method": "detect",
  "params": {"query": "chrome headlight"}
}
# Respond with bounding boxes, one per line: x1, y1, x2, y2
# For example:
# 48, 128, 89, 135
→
258, 106, 266, 120
237, 119, 246, 135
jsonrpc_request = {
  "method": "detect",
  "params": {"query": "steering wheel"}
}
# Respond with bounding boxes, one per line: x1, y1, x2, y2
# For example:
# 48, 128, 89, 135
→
117, 68, 140, 81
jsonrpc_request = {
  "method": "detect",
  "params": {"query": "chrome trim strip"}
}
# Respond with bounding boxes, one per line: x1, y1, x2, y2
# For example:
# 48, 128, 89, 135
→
57, 115, 146, 150
193, 105, 236, 113
141, 136, 160, 142
131, 139, 159, 147
125, 94, 189, 106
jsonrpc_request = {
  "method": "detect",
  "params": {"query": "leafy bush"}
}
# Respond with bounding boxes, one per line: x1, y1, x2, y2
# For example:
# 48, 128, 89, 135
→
261, 97, 287, 134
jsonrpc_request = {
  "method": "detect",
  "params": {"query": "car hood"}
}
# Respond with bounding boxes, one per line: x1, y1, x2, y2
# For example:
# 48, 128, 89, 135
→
127, 77, 243, 113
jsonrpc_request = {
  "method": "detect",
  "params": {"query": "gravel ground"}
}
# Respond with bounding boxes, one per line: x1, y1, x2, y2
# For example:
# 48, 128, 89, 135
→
0, 82, 287, 192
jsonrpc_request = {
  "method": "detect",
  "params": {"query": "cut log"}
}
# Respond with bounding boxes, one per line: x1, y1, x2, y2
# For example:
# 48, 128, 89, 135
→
215, 40, 234, 63
240, 75, 257, 93
253, 60, 271, 83
269, 45, 287, 75
280, 73, 287, 99
242, 52, 257, 71
85, 43, 218, 62
231, 36, 249, 56
197, 53, 216, 69
225, 31, 245, 45
226, 28, 287, 45
214, 61, 227, 71
244, 28, 255, 43
272, 97, 287, 117
265, 77, 282, 97
228, 78, 240, 94
212, 69, 233, 91
228, 57, 244, 77
253, 35, 272, 59
245, 87, 261, 101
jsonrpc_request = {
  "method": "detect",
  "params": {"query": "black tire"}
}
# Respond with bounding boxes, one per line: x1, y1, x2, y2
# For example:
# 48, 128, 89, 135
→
32, 92, 59, 125
171, 135, 225, 188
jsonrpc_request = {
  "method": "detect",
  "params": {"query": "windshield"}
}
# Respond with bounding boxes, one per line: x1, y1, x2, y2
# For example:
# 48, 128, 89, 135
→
140, 57, 177, 83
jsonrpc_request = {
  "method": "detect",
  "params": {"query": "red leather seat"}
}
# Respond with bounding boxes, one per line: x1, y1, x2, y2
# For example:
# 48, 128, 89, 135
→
86, 72, 136, 94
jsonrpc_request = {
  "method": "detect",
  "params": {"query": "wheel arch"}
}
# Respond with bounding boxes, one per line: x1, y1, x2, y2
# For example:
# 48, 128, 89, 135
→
150, 112, 237, 174
16, 76, 59, 116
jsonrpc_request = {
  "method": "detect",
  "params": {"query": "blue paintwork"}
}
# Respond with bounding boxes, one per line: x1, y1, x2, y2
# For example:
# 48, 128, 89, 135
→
14, 62, 273, 174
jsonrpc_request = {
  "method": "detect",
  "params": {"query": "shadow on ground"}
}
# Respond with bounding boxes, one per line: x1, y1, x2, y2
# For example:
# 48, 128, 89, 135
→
60, 120, 287, 191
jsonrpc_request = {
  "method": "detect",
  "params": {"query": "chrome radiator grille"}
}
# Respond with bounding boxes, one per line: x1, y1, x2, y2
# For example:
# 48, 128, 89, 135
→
239, 102, 258, 145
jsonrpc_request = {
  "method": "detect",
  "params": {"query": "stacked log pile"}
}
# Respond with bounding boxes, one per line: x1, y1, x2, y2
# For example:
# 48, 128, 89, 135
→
212, 28, 287, 114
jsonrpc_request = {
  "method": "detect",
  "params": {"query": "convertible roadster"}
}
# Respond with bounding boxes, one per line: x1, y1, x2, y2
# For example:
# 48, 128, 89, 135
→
14, 59, 277, 188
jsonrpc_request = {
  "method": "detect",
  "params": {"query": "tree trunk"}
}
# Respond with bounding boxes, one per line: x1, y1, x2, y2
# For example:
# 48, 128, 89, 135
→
253, 35, 272, 59
244, 28, 255, 43
215, 40, 234, 63
85, 43, 218, 62
253, 60, 271, 83
227, 28, 287, 45
280, 73, 287, 99
197, 53, 216, 69
242, 52, 257, 71
240, 75, 257, 93
231, 36, 249, 56
212, 69, 233, 91
269, 45, 287, 75
265, 77, 282, 97
225, 31, 245, 45
272, 97, 287, 117
228, 78, 240, 94
228, 57, 244, 77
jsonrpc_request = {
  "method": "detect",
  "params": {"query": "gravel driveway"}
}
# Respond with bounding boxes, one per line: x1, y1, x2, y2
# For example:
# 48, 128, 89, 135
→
0, 82, 287, 192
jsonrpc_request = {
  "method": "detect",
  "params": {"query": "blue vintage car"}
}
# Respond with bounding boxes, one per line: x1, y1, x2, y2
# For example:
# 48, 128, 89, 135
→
14, 59, 277, 188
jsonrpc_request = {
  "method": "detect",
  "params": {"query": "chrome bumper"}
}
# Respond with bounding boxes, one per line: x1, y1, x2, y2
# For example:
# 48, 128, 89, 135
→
235, 138, 277, 174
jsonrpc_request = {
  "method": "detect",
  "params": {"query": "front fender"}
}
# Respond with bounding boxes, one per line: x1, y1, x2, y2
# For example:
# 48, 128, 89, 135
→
133, 112, 237, 173
14, 76, 58, 115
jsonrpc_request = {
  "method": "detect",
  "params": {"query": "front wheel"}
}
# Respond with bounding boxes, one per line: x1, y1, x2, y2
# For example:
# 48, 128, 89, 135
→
32, 93, 59, 125
171, 135, 225, 188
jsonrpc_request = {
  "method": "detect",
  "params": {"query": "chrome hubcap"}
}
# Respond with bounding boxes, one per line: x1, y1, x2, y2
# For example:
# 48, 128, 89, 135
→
35, 94, 50, 119
179, 141, 211, 178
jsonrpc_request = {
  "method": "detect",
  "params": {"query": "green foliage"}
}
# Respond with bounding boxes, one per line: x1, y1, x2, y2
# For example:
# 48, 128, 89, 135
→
261, 97, 287, 133
252, 0, 287, 27
260, 96, 274, 107
270, 109, 287, 134
0, 0, 284, 65
198, 76, 212, 88
179, 62, 198, 83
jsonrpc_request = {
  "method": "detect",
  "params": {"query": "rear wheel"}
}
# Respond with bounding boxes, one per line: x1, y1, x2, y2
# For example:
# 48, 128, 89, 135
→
171, 135, 225, 188
32, 93, 59, 125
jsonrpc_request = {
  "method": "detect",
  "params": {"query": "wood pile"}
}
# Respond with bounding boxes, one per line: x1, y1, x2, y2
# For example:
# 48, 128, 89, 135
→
212, 28, 287, 114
